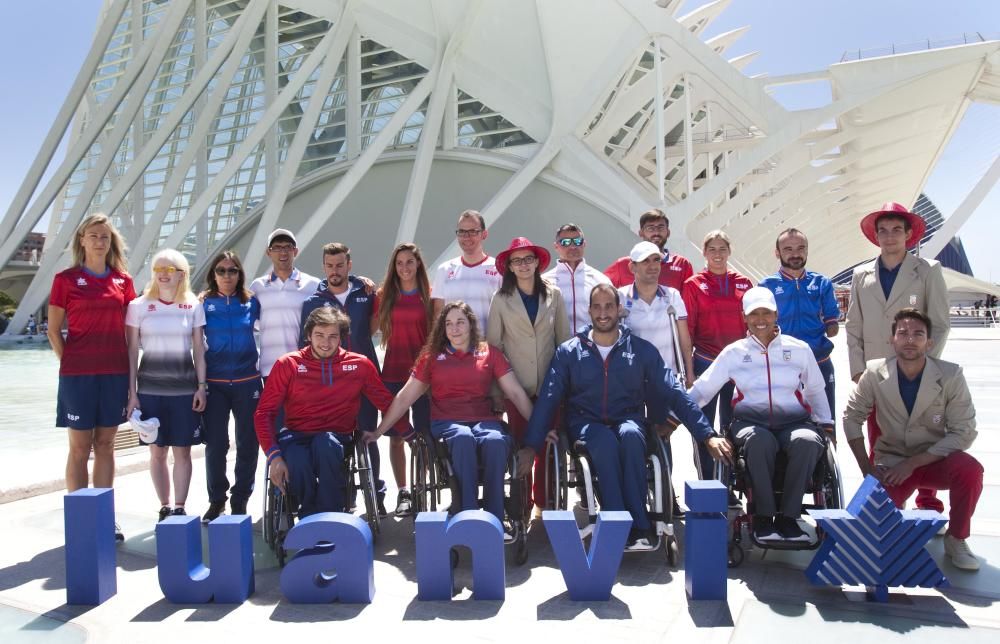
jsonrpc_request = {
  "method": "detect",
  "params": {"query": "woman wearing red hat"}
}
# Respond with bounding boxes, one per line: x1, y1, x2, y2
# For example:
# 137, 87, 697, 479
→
487, 238, 572, 512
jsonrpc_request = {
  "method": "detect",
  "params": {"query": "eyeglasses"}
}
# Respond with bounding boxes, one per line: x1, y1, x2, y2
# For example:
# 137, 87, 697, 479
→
455, 228, 483, 238
214, 267, 240, 277
641, 224, 669, 233
152, 266, 183, 275
557, 237, 585, 247
508, 255, 537, 267
268, 244, 295, 252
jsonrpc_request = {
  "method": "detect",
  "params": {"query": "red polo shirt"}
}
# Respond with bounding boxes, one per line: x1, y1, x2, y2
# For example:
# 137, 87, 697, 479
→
412, 344, 512, 421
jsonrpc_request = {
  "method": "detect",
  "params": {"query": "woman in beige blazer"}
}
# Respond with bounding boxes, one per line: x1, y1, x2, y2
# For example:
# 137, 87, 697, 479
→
487, 237, 571, 511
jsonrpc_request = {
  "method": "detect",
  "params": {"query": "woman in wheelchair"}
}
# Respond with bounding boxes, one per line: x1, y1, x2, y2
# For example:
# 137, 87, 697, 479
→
366, 301, 533, 522
688, 287, 834, 543
254, 307, 410, 517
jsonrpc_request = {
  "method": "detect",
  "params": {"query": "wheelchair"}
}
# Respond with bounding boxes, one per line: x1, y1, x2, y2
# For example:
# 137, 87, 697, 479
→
542, 423, 679, 567
262, 430, 381, 567
717, 424, 844, 568
408, 423, 531, 566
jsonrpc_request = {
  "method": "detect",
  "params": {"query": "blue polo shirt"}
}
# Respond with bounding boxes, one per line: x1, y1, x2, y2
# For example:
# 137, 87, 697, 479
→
897, 364, 923, 416
759, 268, 841, 360
878, 257, 902, 301
299, 276, 379, 370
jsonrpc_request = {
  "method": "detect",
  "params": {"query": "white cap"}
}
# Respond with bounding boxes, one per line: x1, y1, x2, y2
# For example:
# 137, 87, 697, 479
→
129, 409, 160, 444
267, 228, 297, 247
742, 286, 778, 315
629, 241, 662, 263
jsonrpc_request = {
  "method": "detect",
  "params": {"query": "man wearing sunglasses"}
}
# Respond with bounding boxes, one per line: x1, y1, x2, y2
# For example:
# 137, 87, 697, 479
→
431, 209, 502, 335
541, 223, 612, 333
250, 229, 320, 380
604, 208, 693, 292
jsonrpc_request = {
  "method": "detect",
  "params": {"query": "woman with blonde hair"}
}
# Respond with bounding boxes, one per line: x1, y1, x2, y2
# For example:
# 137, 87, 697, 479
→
126, 249, 207, 521
373, 242, 433, 516
48, 213, 135, 541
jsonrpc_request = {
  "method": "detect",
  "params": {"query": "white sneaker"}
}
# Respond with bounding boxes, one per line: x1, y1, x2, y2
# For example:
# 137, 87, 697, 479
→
943, 535, 980, 571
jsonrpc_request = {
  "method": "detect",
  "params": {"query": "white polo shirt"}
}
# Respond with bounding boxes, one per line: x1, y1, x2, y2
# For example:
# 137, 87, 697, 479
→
250, 268, 320, 376
542, 259, 612, 334
431, 255, 501, 335
619, 283, 687, 372
125, 295, 206, 395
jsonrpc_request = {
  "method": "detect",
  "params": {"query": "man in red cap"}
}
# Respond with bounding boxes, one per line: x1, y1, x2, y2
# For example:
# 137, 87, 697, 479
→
846, 202, 950, 514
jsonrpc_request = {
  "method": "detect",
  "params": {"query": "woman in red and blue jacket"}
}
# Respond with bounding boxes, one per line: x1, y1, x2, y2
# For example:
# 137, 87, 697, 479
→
199, 251, 261, 521
681, 230, 753, 479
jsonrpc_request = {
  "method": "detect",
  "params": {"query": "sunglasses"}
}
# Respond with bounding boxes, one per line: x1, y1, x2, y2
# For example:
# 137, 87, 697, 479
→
152, 266, 183, 275
557, 237, 585, 247
214, 267, 240, 277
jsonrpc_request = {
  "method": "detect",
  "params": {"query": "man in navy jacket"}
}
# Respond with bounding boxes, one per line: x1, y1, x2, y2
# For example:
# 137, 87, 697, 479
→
519, 284, 731, 547
299, 242, 385, 512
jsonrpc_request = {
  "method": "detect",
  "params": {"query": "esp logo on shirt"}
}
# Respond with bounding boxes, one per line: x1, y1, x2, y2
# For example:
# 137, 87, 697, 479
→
342, 364, 358, 372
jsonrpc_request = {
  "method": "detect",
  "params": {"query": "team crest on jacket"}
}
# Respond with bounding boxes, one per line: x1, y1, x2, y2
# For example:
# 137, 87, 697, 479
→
775, 286, 784, 295
297, 364, 308, 373
76, 277, 87, 286
932, 414, 942, 425
436, 353, 447, 361
742, 354, 752, 363
782, 350, 792, 361
909, 295, 917, 305
207, 304, 216, 312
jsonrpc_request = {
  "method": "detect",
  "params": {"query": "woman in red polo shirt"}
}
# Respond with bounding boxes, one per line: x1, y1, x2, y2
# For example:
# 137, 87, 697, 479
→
374, 242, 433, 517
48, 214, 135, 539
369, 301, 533, 521
682, 229, 753, 480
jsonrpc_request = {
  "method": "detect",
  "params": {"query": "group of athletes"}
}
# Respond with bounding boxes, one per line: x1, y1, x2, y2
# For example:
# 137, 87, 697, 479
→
49, 201, 983, 570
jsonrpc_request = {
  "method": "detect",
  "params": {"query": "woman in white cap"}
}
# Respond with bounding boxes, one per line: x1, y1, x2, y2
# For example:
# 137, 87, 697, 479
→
126, 249, 207, 522
487, 237, 571, 513
688, 286, 833, 543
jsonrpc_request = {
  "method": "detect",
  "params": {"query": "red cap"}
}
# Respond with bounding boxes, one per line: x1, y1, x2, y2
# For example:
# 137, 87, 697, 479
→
859, 202, 926, 249
495, 237, 551, 274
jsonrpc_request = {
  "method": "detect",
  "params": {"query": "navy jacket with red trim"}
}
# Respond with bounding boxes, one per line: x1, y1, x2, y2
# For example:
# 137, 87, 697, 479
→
523, 325, 713, 451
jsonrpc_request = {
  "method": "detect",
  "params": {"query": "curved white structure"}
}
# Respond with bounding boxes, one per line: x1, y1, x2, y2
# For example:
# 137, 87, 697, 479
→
2, 0, 998, 334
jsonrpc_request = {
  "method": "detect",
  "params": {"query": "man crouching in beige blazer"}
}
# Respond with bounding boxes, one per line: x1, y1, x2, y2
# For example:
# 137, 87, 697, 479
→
844, 308, 982, 571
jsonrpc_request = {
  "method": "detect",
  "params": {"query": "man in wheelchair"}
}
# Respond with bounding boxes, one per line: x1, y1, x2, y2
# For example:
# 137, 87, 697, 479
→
518, 284, 732, 548
688, 287, 833, 543
254, 307, 410, 517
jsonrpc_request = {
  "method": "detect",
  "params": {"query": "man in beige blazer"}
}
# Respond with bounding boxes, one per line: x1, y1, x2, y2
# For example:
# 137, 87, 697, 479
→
845, 201, 950, 512
843, 308, 981, 571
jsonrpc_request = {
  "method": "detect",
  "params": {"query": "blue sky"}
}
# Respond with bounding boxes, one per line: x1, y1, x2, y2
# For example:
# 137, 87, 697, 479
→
1, 1, 998, 280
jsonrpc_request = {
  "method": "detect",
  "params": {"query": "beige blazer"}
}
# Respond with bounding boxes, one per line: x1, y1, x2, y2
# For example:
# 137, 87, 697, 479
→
486, 282, 571, 396
843, 356, 976, 467
845, 253, 950, 377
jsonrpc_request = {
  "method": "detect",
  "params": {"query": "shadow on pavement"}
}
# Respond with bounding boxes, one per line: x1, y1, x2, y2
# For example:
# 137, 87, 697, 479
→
535, 591, 632, 620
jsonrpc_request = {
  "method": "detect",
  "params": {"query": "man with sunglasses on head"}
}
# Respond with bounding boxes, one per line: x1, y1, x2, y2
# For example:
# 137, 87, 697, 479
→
250, 229, 320, 382
431, 209, 502, 335
605, 208, 693, 292
542, 223, 612, 333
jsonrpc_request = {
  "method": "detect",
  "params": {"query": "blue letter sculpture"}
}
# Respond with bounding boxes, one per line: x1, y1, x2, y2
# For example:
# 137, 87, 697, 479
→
279, 513, 374, 604
65, 488, 117, 605
156, 515, 255, 603
415, 510, 504, 600
684, 480, 728, 601
806, 475, 948, 602
543, 510, 631, 600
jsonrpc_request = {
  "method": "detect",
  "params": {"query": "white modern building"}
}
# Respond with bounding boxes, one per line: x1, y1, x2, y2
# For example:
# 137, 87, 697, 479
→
1, 0, 998, 333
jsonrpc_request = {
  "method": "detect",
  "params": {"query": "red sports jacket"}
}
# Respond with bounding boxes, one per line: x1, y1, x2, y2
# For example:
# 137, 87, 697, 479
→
681, 270, 754, 361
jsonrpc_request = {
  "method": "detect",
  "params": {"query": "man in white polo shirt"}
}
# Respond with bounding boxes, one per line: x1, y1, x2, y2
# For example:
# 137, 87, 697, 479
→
250, 229, 320, 378
618, 240, 695, 516
431, 209, 501, 335
618, 241, 694, 385
541, 223, 612, 334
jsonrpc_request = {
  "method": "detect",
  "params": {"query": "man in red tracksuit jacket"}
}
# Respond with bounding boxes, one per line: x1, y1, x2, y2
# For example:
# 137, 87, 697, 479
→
682, 229, 753, 481
255, 307, 408, 517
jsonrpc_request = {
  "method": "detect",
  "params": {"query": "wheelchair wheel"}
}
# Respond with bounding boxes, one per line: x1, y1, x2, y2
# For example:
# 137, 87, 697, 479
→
410, 433, 436, 513
824, 443, 844, 510
666, 535, 679, 567
728, 541, 745, 568
355, 441, 381, 539
544, 437, 569, 511
263, 477, 292, 567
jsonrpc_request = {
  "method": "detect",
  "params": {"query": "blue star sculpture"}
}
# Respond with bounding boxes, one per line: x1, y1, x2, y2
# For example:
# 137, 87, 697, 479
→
805, 475, 948, 602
